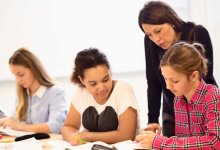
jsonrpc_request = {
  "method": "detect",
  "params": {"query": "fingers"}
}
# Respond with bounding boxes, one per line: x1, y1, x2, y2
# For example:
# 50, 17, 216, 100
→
157, 126, 162, 134
145, 124, 156, 133
145, 123, 161, 134
71, 134, 87, 146
135, 131, 152, 149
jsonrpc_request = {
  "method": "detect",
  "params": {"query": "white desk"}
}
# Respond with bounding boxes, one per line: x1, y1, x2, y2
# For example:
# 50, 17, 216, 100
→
2, 134, 62, 150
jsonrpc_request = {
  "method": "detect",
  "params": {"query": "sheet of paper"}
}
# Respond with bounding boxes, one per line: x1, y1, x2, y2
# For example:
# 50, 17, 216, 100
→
47, 140, 94, 150
113, 140, 144, 150
0, 126, 33, 137
0, 138, 41, 150
47, 139, 144, 150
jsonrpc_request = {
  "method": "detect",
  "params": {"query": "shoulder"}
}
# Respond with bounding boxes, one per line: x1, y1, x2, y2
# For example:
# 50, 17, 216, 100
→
194, 24, 209, 33
205, 84, 220, 95
45, 85, 65, 97
115, 80, 133, 90
195, 24, 207, 30
72, 85, 90, 100
202, 82, 220, 103
47, 85, 64, 93
73, 85, 87, 95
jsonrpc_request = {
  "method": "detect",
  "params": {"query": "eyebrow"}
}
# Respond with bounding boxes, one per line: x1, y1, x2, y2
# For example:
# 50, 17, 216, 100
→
87, 75, 110, 83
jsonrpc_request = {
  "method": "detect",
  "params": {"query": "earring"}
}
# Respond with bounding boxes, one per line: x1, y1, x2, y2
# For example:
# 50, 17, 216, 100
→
192, 79, 195, 82
172, 25, 175, 28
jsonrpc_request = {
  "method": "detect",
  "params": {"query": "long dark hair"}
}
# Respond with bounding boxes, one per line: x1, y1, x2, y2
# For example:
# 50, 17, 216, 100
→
138, 1, 195, 41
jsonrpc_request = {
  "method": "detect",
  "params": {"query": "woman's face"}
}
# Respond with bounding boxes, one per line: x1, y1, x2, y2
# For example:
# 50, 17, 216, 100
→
161, 65, 196, 99
80, 65, 113, 103
9, 64, 36, 89
142, 23, 178, 49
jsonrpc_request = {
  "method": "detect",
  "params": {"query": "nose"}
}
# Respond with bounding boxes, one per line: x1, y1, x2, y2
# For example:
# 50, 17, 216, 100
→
151, 35, 161, 45
97, 83, 105, 92
166, 81, 173, 90
16, 77, 22, 84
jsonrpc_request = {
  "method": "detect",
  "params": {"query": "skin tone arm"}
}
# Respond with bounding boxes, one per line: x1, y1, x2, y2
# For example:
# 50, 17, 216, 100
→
0, 117, 50, 133
62, 104, 81, 146
62, 104, 137, 145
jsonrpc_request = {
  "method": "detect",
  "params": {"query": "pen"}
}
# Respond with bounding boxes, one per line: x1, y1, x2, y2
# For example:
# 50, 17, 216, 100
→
75, 135, 87, 144
64, 148, 72, 150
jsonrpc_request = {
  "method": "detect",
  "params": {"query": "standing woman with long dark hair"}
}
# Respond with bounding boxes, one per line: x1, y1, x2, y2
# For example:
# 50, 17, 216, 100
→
138, 1, 217, 137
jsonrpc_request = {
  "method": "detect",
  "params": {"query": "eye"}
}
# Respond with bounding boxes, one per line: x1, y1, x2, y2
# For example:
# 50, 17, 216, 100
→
171, 80, 179, 83
154, 29, 161, 34
89, 82, 96, 86
103, 77, 109, 83
17, 73, 24, 77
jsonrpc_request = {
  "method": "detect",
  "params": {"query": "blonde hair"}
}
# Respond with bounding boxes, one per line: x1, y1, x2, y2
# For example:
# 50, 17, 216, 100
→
9, 48, 55, 121
160, 42, 208, 79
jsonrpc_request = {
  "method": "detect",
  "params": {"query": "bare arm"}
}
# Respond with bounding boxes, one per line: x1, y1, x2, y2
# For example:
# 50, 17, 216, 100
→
0, 117, 50, 133
61, 104, 81, 145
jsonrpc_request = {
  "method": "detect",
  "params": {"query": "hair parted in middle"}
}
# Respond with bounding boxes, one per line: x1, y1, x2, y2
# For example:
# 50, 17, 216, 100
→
160, 42, 208, 79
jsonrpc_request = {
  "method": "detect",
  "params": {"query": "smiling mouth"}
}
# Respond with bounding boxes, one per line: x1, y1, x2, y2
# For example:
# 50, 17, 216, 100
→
98, 91, 108, 96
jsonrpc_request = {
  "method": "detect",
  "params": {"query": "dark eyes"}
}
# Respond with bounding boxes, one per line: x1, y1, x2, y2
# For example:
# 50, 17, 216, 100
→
155, 29, 161, 34
164, 78, 179, 83
146, 29, 161, 37
103, 78, 109, 82
17, 74, 24, 77
89, 78, 109, 86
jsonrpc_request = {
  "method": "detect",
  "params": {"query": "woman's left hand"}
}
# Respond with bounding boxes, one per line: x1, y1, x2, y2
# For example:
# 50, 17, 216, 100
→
135, 130, 156, 149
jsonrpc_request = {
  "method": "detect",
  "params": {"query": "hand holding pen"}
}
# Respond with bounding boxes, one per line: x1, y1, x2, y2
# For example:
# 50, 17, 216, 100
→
70, 133, 87, 146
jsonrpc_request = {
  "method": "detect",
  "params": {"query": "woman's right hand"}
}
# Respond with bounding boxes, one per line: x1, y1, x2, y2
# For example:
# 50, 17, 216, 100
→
0, 117, 11, 126
144, 123, 161, 134
69, 133, 87, 146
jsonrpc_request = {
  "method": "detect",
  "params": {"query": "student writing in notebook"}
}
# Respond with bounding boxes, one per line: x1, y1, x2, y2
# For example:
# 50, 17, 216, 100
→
136, 42, 220, 149
0, 48, 67, 134
62, 48, 138, 145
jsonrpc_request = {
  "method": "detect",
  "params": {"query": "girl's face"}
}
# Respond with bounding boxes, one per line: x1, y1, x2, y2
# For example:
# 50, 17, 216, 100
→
142, 23, 178, 49
80, 65, 113, 104
161, 65, 197, 100
10, 64, 36, 89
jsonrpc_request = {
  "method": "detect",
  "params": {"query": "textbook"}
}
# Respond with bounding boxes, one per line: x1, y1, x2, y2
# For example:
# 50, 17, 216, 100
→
0, 126, 33, 137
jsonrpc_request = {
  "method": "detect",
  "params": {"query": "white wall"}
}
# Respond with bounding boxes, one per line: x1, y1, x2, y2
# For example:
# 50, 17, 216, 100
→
189, 0, 220, 84
0, 0, 147, 81
0, 72, 148, 128
0, 0, 219, 128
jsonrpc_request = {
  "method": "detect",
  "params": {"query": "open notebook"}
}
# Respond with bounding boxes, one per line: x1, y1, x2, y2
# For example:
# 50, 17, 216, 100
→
0, 126, 33, 137
46, 139, 148, 150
